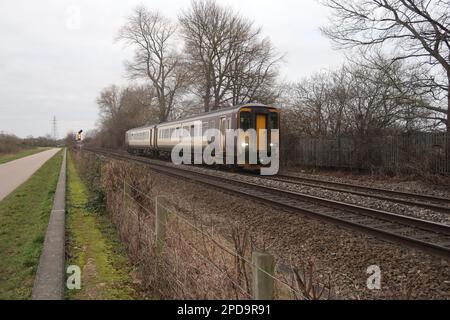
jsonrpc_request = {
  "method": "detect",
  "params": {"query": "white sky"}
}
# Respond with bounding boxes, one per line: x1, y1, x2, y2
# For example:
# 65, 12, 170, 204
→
0, 0, 344, 138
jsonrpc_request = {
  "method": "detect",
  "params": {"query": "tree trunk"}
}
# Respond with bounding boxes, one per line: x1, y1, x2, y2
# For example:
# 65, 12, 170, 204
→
447, 77, 450, 133
204, 64, 213, 113
447, 77, 449, 175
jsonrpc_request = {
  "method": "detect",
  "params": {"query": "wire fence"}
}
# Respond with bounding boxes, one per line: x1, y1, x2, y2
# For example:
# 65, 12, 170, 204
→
119, 179, 329, 300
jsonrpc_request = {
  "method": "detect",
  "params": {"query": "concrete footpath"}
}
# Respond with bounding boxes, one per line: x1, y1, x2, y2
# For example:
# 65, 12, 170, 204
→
32, 149, 67, 300
0, 148, 61, 201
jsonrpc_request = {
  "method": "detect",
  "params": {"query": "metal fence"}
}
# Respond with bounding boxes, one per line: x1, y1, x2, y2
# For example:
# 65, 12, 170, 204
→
120, 180, 331, 300
282, 133, 449, 175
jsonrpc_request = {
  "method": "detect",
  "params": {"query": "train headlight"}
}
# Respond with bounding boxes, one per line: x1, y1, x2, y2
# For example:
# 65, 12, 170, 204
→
241, 142, 249, 148
270, 143, 274, 147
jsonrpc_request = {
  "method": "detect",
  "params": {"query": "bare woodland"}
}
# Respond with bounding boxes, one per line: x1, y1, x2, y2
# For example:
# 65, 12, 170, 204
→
93, 0, 449, 164
0, 133, 59, 154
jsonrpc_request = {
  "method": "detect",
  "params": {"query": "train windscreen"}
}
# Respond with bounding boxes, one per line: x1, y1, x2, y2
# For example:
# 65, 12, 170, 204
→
269, 112, 279, 130
240, 112, 252, 130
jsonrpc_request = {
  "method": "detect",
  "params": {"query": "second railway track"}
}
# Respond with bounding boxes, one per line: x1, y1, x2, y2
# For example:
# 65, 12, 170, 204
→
84, 147, 450, 260
261, 174, 450, 214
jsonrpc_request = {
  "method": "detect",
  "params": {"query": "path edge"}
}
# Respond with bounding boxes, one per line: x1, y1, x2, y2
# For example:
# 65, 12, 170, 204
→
32, 148, 67, 300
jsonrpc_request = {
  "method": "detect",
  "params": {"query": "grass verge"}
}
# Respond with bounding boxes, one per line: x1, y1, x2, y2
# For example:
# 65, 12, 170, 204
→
65, 151, 140, 300
0, 150, 63, 299
0, 147, 51, 165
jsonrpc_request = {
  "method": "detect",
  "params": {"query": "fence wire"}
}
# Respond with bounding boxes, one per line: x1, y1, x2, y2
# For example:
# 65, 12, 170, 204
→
122, 179, 306, 299
126, 197, 252, 299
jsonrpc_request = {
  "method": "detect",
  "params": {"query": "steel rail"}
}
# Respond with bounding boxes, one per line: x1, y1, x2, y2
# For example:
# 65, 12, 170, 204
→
267, 174, 450, 214
84, 147, 450, 260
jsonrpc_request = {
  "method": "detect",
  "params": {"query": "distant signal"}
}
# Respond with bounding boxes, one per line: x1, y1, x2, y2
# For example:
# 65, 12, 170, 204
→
76, 130, 83, 141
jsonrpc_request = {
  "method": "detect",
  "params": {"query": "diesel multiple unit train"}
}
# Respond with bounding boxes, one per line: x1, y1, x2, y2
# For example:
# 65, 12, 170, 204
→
125, 104, 279, 169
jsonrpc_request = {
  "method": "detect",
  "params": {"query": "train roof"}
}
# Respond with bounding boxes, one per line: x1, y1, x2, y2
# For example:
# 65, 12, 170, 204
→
126, 103, 272, 133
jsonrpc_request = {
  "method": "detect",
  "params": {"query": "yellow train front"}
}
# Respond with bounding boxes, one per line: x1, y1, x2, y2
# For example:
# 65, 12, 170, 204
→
126, 104, 280, 170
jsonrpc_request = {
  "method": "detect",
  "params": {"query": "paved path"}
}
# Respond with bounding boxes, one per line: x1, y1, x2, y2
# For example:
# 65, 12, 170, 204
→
0, 148, 60, 201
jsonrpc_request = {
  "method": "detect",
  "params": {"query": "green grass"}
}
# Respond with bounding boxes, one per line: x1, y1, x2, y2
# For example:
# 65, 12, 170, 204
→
66, 152, 139, 300
0, 147, 52, 165
0, 150, 63, 299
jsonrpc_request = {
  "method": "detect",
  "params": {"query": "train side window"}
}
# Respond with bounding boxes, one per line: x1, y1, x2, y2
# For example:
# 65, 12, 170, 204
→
240, 112, 252, 130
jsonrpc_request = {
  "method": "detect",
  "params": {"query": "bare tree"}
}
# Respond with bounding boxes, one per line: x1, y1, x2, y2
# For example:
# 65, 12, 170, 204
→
280, 57, 432, 137
228, 38, 281, 106
289, 74, 334, 136
97, 85, 123, 125
321, 0, 450, 131
179, 0, 282, 112
117, 6, 188, 122
0, 133, 23, 154
96, 84, 157, 148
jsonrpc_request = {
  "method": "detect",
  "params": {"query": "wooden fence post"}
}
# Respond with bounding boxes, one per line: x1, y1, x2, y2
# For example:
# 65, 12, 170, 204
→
123, 179, 130, 213
155, 196, 168, 253
252, 251, 275, 300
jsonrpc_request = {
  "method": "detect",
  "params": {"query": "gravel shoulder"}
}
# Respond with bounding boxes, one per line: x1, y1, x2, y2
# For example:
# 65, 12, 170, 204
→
283, 169, 450, 198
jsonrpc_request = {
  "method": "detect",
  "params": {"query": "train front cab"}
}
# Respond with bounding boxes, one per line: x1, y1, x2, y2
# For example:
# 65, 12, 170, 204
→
238, 106, 279, 170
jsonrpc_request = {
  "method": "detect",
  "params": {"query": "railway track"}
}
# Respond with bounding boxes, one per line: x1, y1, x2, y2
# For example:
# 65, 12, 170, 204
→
263, 174, 450, 214
84, 147, 450, 260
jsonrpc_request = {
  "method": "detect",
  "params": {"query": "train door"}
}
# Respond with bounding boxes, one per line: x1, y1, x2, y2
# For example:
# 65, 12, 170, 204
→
190, 124, 195, 155
150, 129, 153, 148
220, 117, 226, 151
256, 114, 267, 151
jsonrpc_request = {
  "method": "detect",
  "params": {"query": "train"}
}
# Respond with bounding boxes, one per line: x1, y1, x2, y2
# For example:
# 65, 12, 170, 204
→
125, 103, 280, 170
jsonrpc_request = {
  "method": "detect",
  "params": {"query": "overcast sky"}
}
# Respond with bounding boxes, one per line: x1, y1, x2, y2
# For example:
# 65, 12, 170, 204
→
0, 0, 344, 138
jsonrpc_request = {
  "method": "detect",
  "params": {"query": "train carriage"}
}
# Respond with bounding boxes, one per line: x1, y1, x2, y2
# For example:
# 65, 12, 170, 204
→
125, 103, 279, 168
